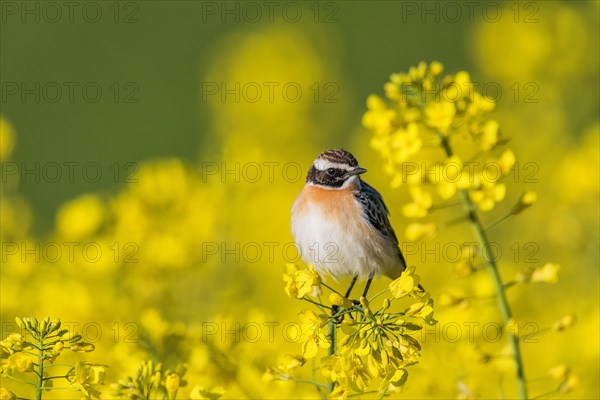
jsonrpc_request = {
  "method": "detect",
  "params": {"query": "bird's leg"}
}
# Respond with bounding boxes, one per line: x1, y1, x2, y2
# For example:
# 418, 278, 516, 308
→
345, 275, 358, 299
361, 272, 375, 298
331, 275, 359, 324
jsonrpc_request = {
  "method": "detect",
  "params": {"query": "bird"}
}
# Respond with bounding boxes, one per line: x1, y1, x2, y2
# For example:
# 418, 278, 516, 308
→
291, 149, 408, 299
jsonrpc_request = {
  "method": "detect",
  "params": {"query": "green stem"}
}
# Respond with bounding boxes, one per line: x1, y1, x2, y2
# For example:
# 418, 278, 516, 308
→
439, 134, 528, 399
36, 332, 45, 400
326, 320, 336, 394
302, 297, 332, 310
485, 213, 513, 232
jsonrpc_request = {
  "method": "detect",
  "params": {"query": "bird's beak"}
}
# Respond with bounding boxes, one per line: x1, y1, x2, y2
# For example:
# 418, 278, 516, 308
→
347, 167, 367, 176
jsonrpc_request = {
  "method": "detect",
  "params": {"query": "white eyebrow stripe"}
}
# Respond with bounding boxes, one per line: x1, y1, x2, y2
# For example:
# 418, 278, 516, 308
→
313, 159, 354, 171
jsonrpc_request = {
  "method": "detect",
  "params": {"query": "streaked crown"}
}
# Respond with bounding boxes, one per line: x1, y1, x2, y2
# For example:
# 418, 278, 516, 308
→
306, 149, 367, 188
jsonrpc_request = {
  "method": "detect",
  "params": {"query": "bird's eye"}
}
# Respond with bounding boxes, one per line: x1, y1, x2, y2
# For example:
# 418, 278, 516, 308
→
326, 168, 336, 176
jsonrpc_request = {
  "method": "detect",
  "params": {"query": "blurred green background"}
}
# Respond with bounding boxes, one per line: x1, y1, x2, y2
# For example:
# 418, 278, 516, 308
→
1, 0, 598, 399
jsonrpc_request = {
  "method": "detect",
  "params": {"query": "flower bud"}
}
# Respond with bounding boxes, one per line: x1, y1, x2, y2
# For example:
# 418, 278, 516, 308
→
382, 298, 391, 310
53, 341, 64, 354
549, 364, 569, 380
359, 297, 369, 309
552, 314, 577, 331
329, 293, 351, 308
165, 373, 180, 394
510, 191, 537, 215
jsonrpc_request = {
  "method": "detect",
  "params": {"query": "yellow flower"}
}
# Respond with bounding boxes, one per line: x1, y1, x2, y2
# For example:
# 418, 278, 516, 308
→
56, 194, 105, 240
329, 293, 352, 308
558, 374, 579, 393
68, 362, 107, 399
480, 120, 499, 151
403, 186, 432, 218
283, 264, 321, 299
430, 61, 444, 76
549, 364, 570, 380
389, 266, 419, 298
531, 263, 560, 283
0, 388, 16, 400
391, 123, 422, 162
298, 310, 328, 359
165, 373, 180, 396
0, 117, 15, 161
6, 352, 34, 372
405, 222, 437, 241
362, 95, 396, 135
497, 149, 516, 174
470, 181, 506, 211
424, 101, 456, 134
552, 314, 576, 331
404, 294, 436, 325
53, 341, 64, 354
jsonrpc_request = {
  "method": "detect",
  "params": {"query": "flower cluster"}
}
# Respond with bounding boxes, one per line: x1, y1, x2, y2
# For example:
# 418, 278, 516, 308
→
0, 317, 106, 400
111, 360, 193, 400
270, 263, 436, 397
362, 62, 577, 399
363, 61, 515, 215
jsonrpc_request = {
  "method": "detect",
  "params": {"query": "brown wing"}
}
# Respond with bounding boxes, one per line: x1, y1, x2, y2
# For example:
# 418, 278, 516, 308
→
353, 181, 407, 269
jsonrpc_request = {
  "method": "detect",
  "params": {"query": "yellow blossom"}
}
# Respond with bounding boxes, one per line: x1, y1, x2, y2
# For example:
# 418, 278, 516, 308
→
362, 95, 396, 135
531, 263, 560, 283
470, 181, 506, 211
6, 352, 34, 373
53, 341, 64, 354
283, 264, 321, 299
0, 388, 16, 400
391, 123, 422, 162
552, 314, 576, 331
56, 194, 105, 240
0, 117, 15, 161
549, 364, 570, 380
480, 120, 499, 151
404, 294, 437, 325
430, 61, 444, 76
405, 222, 437, 241
298, 310, 328, 359
389, 266, 419, 298
403, 186, 432, 218
165, 373, 180, 396
558, 374, 579, 393
497, 149, 516, 174
329, 293, 352, 308
424, 101, 456, 134
68, 362, 107, 399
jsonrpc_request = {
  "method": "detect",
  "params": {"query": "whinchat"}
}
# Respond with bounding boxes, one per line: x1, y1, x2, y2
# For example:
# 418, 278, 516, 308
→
291, 149, 408, 298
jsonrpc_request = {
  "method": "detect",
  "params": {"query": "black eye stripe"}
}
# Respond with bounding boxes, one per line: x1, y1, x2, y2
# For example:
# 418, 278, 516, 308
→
322, 168, 345, 178
305, 165, 349, 187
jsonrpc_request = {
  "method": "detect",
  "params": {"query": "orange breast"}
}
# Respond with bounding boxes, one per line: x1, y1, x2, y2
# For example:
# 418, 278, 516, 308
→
293, 185, 363, 228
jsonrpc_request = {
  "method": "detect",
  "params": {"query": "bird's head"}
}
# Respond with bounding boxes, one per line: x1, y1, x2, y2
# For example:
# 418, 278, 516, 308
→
306, 149, 367, 189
